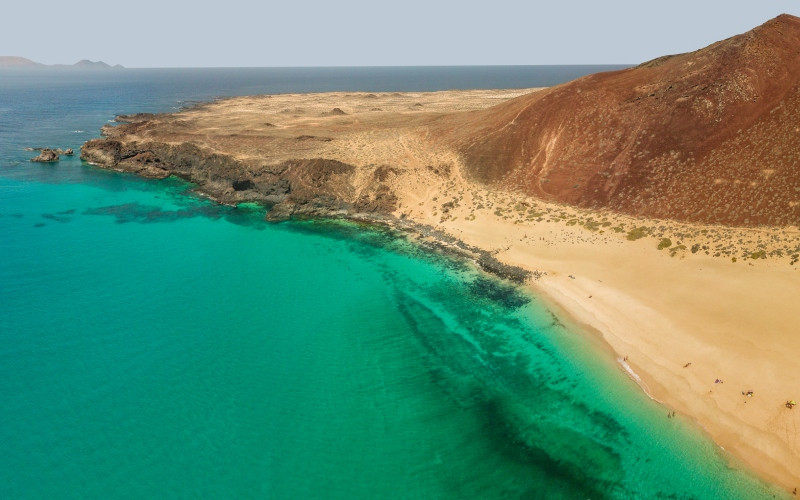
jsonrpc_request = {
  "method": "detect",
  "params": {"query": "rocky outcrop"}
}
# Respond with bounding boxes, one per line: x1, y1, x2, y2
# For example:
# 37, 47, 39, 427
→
30, 149, 60, 162
80, 138, 399, 221
27, 147, 74, 162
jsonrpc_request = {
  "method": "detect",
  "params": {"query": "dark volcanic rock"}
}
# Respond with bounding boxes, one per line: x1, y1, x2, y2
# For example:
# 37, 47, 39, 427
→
81, 139, 122, 165
30, 149, 60, 162
232, 179, 255, 191
475, 253, 531, 283
115, 113, 158, 123
120, 151, 170, 178
80, 137, 398, 221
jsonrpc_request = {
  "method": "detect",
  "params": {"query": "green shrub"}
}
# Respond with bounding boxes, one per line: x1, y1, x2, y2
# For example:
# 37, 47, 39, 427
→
669, 244, 687, 257
657, 238, 672, 250
626, 227, 649, 241
584, 220, 601, 231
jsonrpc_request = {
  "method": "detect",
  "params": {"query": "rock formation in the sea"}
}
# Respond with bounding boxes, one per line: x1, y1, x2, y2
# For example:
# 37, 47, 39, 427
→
438, 14, 800, 226
28, 147, 74, 162
30, 149, 61, 162
25, 148, 75, 163
81, 14, 800, 227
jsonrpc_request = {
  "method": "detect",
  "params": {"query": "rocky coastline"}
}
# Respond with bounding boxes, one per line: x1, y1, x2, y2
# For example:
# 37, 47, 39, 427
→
81, 138, 397, 219
80, 132, 532, 284
76, 79, 800, 492
70, 15, 800, 492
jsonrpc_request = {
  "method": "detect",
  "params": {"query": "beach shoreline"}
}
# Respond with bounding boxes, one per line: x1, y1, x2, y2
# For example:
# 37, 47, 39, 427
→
330, 192, 800, 493
80, 87, 800, 493
414, 198, 800, 492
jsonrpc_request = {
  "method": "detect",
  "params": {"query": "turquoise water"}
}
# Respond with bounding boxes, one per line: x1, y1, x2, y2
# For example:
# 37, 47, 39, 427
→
0, 68, 786, 498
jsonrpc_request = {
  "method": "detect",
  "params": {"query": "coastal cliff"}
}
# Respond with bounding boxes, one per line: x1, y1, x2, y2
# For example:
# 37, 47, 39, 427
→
80, 89, 524, 222
81, 137, 397, 221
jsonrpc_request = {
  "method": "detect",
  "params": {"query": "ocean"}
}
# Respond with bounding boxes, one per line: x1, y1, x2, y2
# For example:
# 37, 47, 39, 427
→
0, 66, 784, 498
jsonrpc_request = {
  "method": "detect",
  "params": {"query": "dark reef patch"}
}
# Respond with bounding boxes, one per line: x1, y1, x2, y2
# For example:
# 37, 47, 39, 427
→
467, 276, 530, 309
478, 396, 616, 499
41, 213, 72, 223
83, 199, 271, 230
394, 285, 630, 497
83, 202, 223, 224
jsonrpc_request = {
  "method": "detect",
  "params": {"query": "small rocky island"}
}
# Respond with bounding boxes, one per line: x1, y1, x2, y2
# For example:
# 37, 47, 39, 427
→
29, 147, 74, 162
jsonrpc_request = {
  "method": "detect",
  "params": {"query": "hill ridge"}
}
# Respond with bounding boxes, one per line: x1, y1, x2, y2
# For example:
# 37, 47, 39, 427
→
0, 56, 123, 69
440, 13, 800, 226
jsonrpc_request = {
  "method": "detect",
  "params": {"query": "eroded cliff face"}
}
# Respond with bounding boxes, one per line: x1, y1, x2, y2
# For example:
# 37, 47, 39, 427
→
81, 136, 398, 221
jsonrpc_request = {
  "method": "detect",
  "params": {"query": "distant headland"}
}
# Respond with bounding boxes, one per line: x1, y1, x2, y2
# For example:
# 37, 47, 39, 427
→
0, 56, 123, 69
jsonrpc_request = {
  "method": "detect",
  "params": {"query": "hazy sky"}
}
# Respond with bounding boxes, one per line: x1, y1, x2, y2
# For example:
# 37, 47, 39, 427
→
5, 1, 800, 67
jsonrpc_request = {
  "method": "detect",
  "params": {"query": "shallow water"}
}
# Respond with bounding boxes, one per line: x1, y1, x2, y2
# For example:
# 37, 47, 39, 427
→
0, 67, 785, 498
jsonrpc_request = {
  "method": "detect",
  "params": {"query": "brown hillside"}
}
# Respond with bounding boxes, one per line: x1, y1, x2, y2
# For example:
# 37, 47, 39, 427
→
440, 14, 800, 226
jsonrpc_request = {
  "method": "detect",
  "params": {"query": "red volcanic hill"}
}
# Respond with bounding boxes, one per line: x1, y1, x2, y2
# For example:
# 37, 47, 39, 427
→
442, 14, 800, 226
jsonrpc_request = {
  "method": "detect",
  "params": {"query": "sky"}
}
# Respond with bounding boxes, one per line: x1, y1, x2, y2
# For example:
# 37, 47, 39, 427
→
4, 1, 800, 67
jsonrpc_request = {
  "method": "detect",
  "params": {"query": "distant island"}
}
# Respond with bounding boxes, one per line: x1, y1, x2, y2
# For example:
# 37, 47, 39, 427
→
0, 56, 123, 69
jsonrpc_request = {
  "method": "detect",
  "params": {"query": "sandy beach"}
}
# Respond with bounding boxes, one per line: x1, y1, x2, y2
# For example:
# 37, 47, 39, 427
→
84, 88, 800, 492
406, 183, 800, 491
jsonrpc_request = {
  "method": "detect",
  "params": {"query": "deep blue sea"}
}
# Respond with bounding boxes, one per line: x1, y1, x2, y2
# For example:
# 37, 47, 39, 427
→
0, 67, 785, 498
